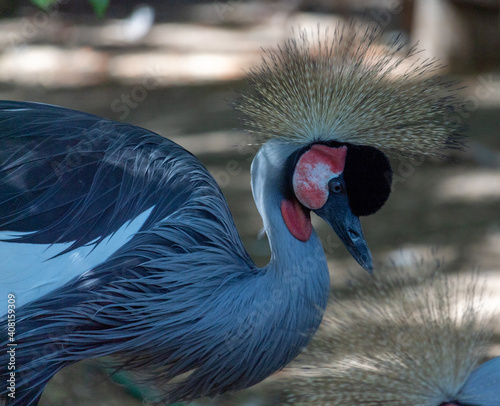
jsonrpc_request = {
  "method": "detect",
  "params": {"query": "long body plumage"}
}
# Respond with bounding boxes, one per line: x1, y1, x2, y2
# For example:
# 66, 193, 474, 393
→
0, 102, 329, 404
0, 23, 462, 405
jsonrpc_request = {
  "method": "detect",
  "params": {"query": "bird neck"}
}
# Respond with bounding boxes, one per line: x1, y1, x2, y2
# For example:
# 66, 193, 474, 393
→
251, 140, 330, 281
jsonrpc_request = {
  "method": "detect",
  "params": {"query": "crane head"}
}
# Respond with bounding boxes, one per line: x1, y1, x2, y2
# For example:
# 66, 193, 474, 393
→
241, 23, 463, 272
282, 141, 391, 272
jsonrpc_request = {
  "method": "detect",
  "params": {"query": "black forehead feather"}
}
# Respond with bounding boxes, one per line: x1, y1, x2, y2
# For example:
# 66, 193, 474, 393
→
342, 143, 392, 216
285, 141, 391, 216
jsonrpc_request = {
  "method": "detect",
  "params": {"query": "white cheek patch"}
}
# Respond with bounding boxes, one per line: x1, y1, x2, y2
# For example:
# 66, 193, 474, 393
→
293, 145, 347, 209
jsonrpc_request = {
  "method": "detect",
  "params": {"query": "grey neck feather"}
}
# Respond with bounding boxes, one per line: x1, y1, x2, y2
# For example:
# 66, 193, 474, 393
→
244, 139, 331, 377
251, 139, 329, 282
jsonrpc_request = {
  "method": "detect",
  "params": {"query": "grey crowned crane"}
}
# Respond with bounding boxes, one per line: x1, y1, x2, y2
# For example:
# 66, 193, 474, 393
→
279, 261, 500, 406
0, 25, 461, 405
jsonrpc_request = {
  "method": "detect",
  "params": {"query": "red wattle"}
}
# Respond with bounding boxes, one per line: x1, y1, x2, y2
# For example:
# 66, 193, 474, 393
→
280, 198, 312, 242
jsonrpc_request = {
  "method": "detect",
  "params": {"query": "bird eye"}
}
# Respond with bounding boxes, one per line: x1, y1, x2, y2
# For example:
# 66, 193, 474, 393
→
329, 179, 344, 194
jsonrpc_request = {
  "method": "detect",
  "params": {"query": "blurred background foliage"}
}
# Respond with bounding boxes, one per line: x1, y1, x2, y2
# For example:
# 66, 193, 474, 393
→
30, 0, 109, 17
0, 1, 499, 405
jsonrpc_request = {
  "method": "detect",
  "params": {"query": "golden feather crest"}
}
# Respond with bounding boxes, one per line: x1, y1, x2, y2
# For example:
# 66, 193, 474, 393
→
236, 23, 465, 157
280, 259, 492, 405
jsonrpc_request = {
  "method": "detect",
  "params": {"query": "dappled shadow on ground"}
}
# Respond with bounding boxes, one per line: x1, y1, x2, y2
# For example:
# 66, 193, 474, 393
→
1, 4, 500, 405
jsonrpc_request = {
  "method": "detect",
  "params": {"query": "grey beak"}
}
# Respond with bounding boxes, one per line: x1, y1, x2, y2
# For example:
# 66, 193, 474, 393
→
314, 197, 373, 273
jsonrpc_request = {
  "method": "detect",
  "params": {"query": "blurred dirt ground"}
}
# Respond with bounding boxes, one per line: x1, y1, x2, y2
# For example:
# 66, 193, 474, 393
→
1, 1, 499, 405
